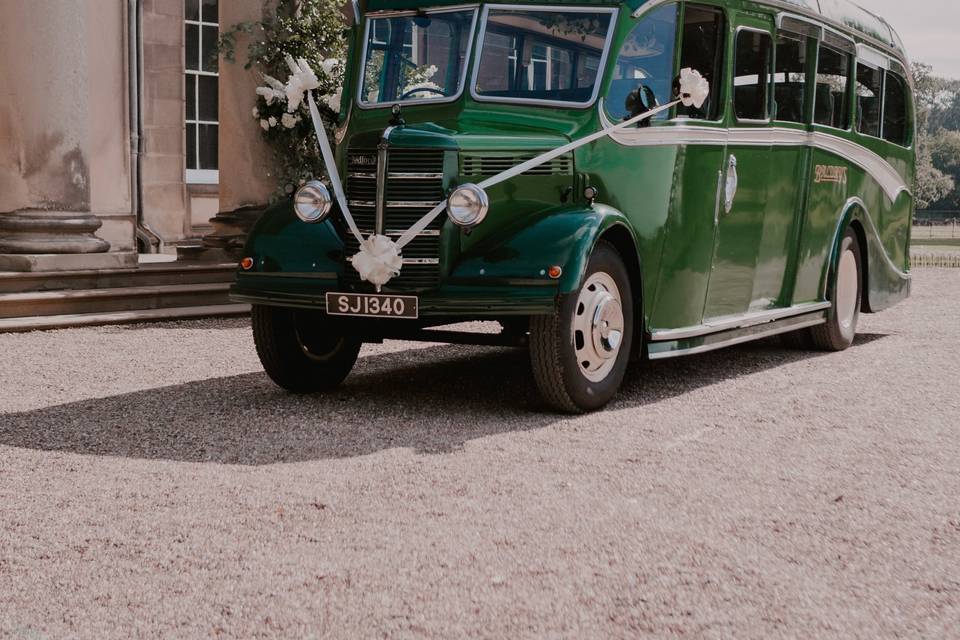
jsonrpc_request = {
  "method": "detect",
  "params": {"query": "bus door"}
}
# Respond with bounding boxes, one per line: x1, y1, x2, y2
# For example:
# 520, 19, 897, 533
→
703, 16, 775, 319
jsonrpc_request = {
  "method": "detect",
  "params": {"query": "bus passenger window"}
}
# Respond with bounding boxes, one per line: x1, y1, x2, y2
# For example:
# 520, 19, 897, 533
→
678, 5, 726, 120
606, 4, 678, 122
883, 70, 909, 146
734, 30, 773, 121
814, 45, 851, 129
856, 63, 883, 137
774, 33, 808, 123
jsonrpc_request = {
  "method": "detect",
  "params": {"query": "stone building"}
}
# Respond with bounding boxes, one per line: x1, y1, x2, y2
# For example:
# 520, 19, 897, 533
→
0, 0, 275, 327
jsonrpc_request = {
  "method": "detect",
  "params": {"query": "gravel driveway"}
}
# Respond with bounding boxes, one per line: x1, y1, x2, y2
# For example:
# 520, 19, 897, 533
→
1, 269, 958, 639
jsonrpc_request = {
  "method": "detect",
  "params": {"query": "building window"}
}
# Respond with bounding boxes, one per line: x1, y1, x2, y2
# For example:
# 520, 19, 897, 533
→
185, 0, 218, 184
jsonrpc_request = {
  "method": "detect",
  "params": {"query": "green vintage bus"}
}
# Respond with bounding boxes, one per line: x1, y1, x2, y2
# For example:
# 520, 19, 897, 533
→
232, 0, 916, 412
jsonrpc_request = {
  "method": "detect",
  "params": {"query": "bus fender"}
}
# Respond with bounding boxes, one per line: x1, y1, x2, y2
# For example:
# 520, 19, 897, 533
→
459, 203, 643, 297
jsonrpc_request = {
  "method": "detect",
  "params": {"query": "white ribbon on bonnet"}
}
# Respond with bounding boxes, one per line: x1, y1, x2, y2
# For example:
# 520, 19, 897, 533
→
287, 58, 709, 290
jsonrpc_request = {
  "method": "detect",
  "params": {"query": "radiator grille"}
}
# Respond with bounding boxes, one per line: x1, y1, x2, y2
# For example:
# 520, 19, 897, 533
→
342, 147, 446, 291
460, 152, 573, 177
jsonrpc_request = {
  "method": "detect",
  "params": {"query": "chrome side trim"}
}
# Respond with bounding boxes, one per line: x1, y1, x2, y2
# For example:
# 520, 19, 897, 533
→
469, 4, 619, 109
648, 316, 827, 360
401, 258, 440, 265
596, 111, 911, 202
650, 302, 832, 342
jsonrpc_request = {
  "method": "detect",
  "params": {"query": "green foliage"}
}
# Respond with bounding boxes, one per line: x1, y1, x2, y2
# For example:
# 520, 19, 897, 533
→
913, 63, 960, 211
219, 0, 347, 201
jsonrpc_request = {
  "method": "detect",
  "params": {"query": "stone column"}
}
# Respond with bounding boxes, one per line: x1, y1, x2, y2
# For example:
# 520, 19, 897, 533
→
201, 0, 278, 257
0, 0, 135, 272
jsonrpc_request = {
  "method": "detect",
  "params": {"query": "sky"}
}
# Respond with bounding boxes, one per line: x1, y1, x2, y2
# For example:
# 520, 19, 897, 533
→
856, 0, 960, 79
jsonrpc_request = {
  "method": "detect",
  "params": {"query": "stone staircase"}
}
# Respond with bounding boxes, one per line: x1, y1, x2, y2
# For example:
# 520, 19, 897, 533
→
0, 261, 249, 333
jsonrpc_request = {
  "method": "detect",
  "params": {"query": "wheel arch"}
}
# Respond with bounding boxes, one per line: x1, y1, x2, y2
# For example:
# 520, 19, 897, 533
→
595, 223, 645, 350
826, 201, 873, 314
847, 218, 872, 313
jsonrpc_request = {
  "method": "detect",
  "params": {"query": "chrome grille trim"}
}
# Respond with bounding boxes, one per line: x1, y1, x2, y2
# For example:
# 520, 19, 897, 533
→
343, 146, 447, 291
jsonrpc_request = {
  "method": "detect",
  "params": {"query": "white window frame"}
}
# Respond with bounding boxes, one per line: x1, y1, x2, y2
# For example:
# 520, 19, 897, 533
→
185, 3, 219, 185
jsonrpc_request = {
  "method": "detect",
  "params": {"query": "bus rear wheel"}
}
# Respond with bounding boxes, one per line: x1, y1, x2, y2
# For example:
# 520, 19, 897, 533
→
529, 241, 634, 413
252, 305, 361, 393
810, 227, 862, 351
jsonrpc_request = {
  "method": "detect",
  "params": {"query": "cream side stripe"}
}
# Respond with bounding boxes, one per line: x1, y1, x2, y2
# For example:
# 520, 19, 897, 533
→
597, 109, 910, 201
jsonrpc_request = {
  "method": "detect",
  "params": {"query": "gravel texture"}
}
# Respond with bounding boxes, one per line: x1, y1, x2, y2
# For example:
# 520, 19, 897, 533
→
1, 269, 958, 639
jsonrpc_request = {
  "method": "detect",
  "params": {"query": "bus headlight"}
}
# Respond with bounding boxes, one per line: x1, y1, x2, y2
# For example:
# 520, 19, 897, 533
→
447, 183, 489, 227
294, 180, 332, 223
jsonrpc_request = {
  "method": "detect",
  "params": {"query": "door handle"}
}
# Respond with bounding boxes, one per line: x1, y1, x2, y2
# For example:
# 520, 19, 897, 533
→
724, 154, 738, 214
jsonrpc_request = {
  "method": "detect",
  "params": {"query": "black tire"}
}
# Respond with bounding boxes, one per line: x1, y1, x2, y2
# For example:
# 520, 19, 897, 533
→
810, 227, 862, 351
252, 305, 361, 393
529, 241, 635, 413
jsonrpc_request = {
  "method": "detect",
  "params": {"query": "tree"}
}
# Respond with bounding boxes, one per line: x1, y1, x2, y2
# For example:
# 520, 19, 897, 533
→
912, 64, 956, 209
927, 130, 960, 209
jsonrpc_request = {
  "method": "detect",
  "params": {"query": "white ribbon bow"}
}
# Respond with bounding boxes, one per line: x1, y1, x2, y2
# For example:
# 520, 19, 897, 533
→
350, 235, 404, 289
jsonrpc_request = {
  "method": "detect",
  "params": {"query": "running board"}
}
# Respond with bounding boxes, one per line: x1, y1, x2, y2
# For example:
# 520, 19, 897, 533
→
647, 309, 829, 360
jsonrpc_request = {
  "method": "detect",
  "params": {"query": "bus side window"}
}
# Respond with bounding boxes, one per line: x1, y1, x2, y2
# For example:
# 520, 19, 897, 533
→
814, 44, 851, 130
677, 4, 726, 120
883, 69, 910, 146
606, 4, 678, 122
773, 32, 809, 124
734, 30, 773, 121
856, 63, 884, 137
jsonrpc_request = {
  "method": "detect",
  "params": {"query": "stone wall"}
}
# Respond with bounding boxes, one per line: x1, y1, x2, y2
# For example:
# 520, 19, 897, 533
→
141, 0, 191, 242
0, 0, 135, 270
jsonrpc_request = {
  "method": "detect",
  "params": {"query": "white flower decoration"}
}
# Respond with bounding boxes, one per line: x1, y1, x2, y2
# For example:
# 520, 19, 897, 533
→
268, 116, 277, 128
321, 58, 340, 77
256, 74, 287, 106
350, 235, 403, 289
281, 112, 300, 129
325, 88, 342, 114
283, 55, 320, 112
678, 68, 710, 109
251, 106, 259, 118
260, 118, 270, 131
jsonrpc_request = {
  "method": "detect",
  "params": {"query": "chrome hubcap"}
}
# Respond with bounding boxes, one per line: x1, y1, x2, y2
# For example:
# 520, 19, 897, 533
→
836, 247, 859, 333
573, 272, 625, 383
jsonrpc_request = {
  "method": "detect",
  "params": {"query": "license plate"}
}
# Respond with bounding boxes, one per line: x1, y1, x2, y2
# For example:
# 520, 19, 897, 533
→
325, 292, 418, 319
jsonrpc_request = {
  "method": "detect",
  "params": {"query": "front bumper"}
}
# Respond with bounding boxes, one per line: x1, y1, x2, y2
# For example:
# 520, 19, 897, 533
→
231, 272, 559, 317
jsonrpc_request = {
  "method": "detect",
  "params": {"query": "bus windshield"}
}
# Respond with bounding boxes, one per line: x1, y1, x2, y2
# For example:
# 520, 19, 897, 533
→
360, 9, 476, 106
473, 8, 615, 106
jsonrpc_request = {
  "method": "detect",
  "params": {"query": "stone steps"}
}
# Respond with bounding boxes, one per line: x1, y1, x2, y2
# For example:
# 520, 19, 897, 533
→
0, 260, 250, 332
0, 304, 250, 333
0, 262, 238, 294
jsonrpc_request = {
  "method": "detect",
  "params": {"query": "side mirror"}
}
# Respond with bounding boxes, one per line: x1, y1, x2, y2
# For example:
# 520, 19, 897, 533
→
625, 85, 659, 126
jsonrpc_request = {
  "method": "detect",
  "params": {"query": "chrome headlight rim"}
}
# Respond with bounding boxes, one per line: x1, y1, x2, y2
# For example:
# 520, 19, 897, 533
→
446, 183, 489, 228
294, 179, 333, 223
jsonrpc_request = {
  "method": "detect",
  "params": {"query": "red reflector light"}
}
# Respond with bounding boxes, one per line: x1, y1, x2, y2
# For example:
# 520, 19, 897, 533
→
240, 257, 254, 271
548, 266, 563, 279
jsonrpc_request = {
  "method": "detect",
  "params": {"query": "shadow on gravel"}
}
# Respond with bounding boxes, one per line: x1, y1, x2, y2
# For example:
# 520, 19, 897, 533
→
0, 333, 888, 465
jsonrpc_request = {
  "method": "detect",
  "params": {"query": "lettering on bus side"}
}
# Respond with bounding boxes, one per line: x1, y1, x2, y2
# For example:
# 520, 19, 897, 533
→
814, 165, 848, 186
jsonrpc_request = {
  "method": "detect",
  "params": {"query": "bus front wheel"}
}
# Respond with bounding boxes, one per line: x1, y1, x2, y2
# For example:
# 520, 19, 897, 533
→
529, 241, 634, 413
252, 305, 361, 393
